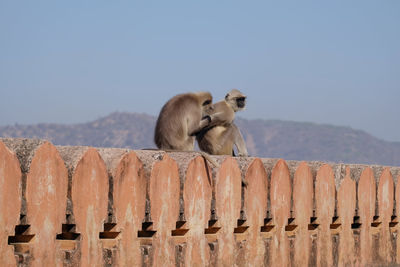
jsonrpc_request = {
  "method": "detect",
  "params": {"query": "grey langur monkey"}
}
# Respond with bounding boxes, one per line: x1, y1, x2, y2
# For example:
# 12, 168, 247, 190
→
196, 89, 248, 157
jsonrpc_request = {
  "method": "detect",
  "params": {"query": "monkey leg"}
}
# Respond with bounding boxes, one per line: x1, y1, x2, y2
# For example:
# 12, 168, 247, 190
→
231, 124, 248, 157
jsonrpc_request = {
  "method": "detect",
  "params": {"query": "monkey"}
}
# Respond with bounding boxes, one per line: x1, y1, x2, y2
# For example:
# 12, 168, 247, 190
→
154, 91, 213, 150
154, 91, 221, 167
196, 89, 249, 157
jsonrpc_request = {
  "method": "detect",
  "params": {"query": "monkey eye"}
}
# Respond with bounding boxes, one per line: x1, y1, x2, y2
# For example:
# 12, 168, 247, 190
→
202, 100, 211, 106
237, 97, 246, 102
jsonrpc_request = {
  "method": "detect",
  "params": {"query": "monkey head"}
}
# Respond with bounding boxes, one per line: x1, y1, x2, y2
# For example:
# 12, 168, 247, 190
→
225, 89, 246, 112
195, 91, 214, 117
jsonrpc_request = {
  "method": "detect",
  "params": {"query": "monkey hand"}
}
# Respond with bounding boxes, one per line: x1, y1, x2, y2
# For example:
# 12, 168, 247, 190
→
202, 115, 212, 123
237, 152, 249, 157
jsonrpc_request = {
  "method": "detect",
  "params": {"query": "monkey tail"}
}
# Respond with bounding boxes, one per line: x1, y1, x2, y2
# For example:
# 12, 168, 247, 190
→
198, 151, 220, 168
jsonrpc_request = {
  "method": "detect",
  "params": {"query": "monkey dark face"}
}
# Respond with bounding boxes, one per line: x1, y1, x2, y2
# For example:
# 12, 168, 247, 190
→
201, 99, 214, 117
202, 99, 211, 106
236, 97, 246, 109
225, 89, 246, 112
195, 91, 213, 118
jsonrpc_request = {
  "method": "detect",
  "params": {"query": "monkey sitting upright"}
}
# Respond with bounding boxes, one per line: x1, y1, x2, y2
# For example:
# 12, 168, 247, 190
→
196, 89, 249, 157
154, 91, 214, 151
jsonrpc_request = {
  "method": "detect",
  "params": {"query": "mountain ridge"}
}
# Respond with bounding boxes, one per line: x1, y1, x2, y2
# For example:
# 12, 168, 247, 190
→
1, 112, 399, 166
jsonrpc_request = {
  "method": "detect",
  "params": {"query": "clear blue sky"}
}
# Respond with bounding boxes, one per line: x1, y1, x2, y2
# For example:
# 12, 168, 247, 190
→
1, 1, 399, 141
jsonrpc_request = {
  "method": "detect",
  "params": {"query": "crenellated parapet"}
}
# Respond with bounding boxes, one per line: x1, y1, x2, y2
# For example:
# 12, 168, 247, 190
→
1, 138, 400, 266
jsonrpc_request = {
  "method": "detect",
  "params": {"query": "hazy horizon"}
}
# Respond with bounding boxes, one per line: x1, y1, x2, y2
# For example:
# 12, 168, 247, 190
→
3, 111, 400, 145
1, 1, 399, 141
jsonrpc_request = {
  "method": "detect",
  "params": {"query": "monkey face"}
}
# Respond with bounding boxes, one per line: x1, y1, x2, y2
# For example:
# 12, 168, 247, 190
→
226, 89, 246, 112
236, 97, 246, 109
202, 99, 212, 107
201, 99, 214, 117
195, 91, 213, 117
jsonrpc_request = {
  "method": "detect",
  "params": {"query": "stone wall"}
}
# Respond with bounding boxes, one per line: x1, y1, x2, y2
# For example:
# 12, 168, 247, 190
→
1, 138, 400, 266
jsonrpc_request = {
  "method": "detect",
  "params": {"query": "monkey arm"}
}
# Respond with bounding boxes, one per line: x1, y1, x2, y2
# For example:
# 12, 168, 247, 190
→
189, 111, 229, 136
231, 124, 248, 157
188, 117, 212, 136
211, 111, 233, 125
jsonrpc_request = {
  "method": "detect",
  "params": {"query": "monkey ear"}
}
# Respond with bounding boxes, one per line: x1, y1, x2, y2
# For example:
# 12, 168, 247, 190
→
225, 94, 229, 100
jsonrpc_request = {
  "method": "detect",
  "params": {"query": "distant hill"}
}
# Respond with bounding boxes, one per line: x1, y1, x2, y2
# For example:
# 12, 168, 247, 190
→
1, 112, 400, 166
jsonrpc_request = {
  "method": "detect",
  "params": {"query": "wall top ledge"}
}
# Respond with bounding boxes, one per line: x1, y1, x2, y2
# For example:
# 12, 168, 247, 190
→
1, 138, 399, 186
